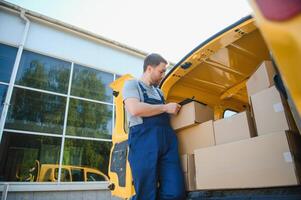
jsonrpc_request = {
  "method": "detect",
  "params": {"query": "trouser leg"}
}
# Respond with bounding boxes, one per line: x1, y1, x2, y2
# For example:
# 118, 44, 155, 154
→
128, 127, 159, 200
158, 128, 185, 200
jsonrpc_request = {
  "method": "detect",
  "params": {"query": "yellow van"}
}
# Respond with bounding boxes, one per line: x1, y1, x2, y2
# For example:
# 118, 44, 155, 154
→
108, 0, 301, 199
16, 160, 109, 182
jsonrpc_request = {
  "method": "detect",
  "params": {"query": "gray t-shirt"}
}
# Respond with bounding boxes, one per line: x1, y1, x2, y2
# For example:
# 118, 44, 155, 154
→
122, 79, 164, 127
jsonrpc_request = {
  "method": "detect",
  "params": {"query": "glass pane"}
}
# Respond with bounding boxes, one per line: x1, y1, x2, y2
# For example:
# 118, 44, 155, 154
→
0, 84, 8, 115
15, 50, 71, 93
0, 132, 61, 182
62, 139, 111, 182
223, 110, 238, 118
54, 168, 71, 182
67, 98, 112, 139
5, 87, 66, 134
71, 64, 114, 103
0, 43, 17, 83
70, 168, 84, 182
87, 172, 107, 181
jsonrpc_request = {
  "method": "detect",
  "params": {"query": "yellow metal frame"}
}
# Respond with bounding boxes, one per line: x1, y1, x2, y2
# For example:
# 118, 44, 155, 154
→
249, 0, 301, 118
109, 74, 135, 199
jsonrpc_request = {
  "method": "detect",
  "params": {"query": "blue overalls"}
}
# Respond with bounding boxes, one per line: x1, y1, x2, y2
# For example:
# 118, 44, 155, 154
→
128, 82, 185, 200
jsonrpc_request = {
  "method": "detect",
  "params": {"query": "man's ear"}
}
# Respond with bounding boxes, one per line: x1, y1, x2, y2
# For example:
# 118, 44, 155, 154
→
146, 65, 153, 73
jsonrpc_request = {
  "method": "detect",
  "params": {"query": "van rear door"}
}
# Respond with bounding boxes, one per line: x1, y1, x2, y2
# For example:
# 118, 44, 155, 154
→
108, 74, 135, 199
249, 0, 301, 131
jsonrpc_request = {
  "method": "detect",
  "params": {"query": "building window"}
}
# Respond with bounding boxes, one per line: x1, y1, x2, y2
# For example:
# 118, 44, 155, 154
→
71, 64, 114, 103
15, 50, 71, 94
0, 132, 61, 182
0, 47, 115, 183
0, 84, 8, 115
67, 98, 112, 139
62, 138, 111, 181
5, 87, 66, 134
0, 44, 17, 83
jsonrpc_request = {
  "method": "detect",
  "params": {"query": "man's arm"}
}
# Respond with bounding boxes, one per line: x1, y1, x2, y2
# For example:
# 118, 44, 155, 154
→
124, 98, 181, 117
122, 80, 180, 117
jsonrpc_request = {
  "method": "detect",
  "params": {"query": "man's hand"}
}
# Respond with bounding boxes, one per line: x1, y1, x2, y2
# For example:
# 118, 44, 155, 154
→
164, 103, 181, 115
124, 98, 181, 117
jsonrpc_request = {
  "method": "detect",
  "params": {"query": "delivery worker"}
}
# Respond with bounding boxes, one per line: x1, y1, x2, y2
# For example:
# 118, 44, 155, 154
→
122, 53, 185, 200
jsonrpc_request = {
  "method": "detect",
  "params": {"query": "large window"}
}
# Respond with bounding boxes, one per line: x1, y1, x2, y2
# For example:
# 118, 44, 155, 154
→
62, 139, 111, 180
67, 98, 112, 138
0, 46, 117, 182
0, 44, 17, 83
15, 50, 71, 94
0, 132, 61, 182
0, 43, 17, 116
0, 85, 8, 115
5, 87, 66, 134
71, 64, 114, 103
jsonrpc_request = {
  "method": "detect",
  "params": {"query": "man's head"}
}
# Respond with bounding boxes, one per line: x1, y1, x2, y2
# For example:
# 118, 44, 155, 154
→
143, 53, 168, 86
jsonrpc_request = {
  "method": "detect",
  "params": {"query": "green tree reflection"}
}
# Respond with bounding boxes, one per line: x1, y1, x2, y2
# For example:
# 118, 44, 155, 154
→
67, 67, 112, 139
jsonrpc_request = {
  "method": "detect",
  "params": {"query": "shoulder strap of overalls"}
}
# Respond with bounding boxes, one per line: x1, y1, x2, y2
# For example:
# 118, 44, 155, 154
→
155, 88, 165, 104
136, 80, 145, 102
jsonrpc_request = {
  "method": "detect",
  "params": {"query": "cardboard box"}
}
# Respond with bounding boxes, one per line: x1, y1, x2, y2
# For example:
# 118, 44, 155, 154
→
214, 111, 256, 145
194, 131, 301, 190
251, 86, 297, 135
171, 101, 214, 131
181, 154, 188, 173
181, 154, 196, 191
177, 120, 215, 154
246, 60, 276, 98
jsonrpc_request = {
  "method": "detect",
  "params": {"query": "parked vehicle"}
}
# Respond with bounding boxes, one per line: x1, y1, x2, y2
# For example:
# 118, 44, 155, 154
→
108, 0, 301, 199
16, 160, 108, 182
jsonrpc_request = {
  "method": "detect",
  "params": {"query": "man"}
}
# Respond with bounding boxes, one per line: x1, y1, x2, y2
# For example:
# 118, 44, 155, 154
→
122, 53, 185, 200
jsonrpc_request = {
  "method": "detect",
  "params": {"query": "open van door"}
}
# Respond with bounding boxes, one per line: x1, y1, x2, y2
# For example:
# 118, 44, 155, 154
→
108, 74, 135, 199
249, 0, 301, 132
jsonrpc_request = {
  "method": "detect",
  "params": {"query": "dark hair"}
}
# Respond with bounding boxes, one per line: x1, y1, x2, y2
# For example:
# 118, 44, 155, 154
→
143, 53, 168, 72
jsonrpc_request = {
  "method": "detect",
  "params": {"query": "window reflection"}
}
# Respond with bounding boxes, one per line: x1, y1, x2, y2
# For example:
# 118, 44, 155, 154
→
67, 98, 112, 139
15, 50, 71, 93
5, 87, 66, 134
0, 84, 8, 115
71, 64, 114, 103
0, 132, 61, 182
70, 168, 84, 181
87, 172, 107, 181
0, 43, 17, 83
62, 138, 111, 181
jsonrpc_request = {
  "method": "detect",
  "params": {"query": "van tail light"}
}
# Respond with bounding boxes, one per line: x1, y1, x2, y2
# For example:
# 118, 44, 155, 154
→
255, 0, 301, 21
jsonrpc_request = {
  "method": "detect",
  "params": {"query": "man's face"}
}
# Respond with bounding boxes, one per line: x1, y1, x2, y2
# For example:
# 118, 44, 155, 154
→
148, 62, 167, 86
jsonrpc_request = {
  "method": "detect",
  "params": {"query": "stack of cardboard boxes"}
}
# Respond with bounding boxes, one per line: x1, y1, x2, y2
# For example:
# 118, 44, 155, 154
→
171, 102, 214, 191
171, 61, 301, 191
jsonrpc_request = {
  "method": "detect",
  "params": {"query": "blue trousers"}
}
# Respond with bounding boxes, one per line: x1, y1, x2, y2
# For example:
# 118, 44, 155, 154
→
128, 124, 185, 200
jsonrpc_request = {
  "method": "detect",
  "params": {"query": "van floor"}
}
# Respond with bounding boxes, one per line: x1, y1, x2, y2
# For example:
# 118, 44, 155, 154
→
187, 186, 301, 200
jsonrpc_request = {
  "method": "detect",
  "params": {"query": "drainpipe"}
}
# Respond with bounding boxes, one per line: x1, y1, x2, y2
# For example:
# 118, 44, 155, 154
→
0, 9, 30, 143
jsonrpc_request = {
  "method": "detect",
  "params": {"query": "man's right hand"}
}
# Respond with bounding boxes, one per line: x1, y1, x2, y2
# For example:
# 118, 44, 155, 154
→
164, 103, 181, 115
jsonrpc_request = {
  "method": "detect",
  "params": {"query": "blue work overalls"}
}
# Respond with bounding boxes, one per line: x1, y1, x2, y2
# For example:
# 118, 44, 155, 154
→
128, 82, 185, 200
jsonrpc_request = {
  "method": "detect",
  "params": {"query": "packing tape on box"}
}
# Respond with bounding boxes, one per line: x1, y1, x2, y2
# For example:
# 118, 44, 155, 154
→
273, 102, 284, 113
283, 152, 293, 163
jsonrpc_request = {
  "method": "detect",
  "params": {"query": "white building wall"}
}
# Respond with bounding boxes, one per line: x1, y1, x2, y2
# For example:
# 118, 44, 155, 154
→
0, 9, 24, 46
0, 8, 144, 78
